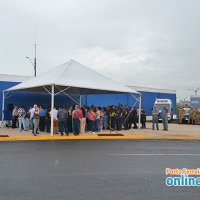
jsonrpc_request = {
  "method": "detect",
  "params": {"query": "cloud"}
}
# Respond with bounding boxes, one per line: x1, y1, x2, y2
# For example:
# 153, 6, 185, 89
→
0, 0, 200, 99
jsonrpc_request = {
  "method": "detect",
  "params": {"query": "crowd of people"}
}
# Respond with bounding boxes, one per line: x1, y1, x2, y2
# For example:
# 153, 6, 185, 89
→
11, 104, 147, 136
13, 104, 194, 134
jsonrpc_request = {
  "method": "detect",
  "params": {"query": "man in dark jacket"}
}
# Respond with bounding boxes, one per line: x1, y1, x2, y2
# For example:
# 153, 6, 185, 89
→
132, 107, 138, 129
141, 107, 146, 128
57, 106, 68, 136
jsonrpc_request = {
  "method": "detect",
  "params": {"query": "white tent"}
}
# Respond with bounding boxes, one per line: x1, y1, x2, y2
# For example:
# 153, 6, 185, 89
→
2, 59, 141, 135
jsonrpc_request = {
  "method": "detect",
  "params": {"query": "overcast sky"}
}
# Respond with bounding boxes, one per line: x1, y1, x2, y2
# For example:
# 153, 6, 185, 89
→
0, 0, 200, 100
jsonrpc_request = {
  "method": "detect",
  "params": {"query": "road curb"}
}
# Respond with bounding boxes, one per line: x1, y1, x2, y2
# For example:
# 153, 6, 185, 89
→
0, 135, 200, 141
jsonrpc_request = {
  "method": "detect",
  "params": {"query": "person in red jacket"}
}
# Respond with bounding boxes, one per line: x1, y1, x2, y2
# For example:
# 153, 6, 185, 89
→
73, 105, 83, 136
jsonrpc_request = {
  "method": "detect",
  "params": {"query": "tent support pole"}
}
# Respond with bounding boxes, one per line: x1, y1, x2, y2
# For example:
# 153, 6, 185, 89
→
138, 94, 141, 130
1, 91, 5, 127
80, 95, 82, 107
51, 85, 54, 136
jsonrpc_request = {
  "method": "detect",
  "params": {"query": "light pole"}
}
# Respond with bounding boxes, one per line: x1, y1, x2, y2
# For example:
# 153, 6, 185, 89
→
26, 29, 37, 77
187, 88, 200, 96
26, 56, 36, 77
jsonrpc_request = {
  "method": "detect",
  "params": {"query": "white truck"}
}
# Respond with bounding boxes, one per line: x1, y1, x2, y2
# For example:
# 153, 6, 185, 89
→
153, 99, 173, 122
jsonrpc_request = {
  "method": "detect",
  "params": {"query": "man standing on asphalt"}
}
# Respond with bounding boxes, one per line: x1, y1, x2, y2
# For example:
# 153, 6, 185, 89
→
12, 106, 18, 128
73, 105, 83, 136
194, 107, 199, 125
161, 106, 168, 131
57, 106, 68, 136
179, 106, 185, 124
188, 107, 194, 124
152, 106, 159, 130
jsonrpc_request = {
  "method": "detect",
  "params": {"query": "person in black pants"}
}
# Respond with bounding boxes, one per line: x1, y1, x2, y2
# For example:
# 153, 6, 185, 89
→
124, 105, 129, 130
12, 106, 18, 128
132, 107, 138, 129
128, 106, 133, 129
141, 107, 146, 128
67, 106, 72, 133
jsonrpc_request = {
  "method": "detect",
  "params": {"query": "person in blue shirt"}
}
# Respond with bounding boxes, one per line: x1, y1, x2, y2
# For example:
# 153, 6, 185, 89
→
39, 106, 46, 131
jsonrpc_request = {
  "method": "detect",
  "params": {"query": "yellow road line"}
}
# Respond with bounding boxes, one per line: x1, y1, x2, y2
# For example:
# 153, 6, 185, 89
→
0, 135, 200, 141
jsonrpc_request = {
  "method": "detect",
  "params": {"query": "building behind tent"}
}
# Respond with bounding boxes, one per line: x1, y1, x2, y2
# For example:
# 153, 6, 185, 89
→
190, 95, 200, 109
0, 74, 176, 121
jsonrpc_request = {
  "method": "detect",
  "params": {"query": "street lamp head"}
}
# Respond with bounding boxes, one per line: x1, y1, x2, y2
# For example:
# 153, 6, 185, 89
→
26, 56, 29, 58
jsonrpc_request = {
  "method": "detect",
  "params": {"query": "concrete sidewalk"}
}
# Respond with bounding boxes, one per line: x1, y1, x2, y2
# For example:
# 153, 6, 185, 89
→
0, 122, 200, 140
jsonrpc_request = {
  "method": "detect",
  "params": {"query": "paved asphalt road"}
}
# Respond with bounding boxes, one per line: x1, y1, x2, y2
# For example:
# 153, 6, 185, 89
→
1, 139, 200, 200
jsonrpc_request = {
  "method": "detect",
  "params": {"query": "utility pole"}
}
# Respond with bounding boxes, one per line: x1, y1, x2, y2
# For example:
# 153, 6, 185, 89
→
34, 27, 36, 77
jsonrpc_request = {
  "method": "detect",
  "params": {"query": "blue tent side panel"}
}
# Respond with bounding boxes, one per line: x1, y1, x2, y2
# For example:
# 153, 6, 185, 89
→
83, 94, 129, 107
84, 92, 176, 116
